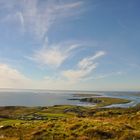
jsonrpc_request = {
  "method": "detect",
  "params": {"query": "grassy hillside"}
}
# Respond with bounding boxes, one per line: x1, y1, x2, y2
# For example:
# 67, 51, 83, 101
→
0, 102, 140, 140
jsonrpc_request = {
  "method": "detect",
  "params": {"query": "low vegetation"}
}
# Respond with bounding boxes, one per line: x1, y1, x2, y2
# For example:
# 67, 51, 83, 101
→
0, 102, 140, 140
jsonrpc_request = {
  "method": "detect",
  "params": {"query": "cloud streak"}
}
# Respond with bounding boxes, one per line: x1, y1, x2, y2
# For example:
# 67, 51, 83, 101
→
0, 64, 31, 88
62, 51, 106, 81
78, 51, 105, 69
31, 42, 80, 67
0, 0, 84, 40
0, 1, 107, 90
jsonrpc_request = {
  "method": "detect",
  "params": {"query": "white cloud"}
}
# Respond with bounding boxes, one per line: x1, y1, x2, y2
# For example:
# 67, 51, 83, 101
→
22, 0, 83, 39
62, 51, 105, 81
78, 51, 105, 69
0, 0, 83, 40
17, 12, 25, 30
0, 64, 31, 88
0, 63, 88, 90
0, 0, 86, 69
0, 64, 137, 91
32, 42, 80, 67
62, 63, 98, 81
36, 48, 66, 67
54, 1, 83, 10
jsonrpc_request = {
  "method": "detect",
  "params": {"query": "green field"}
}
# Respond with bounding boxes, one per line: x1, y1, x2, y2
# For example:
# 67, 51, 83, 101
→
0, 97, 140, 140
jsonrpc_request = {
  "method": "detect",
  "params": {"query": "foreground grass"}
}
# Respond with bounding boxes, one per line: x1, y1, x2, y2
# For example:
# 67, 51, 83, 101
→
0, 104, 140, 140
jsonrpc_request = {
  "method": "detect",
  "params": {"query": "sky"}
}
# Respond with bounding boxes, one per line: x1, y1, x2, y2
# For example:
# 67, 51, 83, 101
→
0, 0, 140, 91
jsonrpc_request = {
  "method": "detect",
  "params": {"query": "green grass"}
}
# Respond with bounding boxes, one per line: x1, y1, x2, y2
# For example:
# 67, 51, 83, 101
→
0, 104, 140, 139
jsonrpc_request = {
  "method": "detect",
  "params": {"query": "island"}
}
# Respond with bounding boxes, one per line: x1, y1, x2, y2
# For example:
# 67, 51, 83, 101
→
69, 96, 131, 107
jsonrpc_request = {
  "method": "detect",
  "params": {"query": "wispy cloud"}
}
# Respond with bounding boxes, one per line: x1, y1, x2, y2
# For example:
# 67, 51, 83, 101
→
78, 51, 105, 69
62, 63, 98, 81
0, 0, 86, 69
0, 0, 84, 40
0, 1, 107, 90
54, 1, 83, 10
0, 63, 92, 90
62, 51, 106, 81
30, 41, 80, 67
0, 64, 31, 88
22, 0, 83, 39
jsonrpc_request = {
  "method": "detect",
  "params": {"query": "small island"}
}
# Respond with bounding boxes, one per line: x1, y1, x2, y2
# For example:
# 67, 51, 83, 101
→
69, 96, 131, 107
80, 97, 131, 107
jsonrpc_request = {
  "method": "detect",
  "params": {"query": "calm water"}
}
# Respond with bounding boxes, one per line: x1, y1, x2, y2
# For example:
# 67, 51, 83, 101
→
0, 89, 140, 107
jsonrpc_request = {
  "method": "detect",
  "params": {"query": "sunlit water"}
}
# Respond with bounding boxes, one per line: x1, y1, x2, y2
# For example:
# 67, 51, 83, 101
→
0, 89, 140, 107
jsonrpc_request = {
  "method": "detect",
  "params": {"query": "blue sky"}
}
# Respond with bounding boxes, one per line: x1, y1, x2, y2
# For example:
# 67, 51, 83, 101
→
0, 0, 140, 91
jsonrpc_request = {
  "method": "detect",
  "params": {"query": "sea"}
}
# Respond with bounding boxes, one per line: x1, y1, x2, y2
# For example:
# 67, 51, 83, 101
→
0, 89, 140, 108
